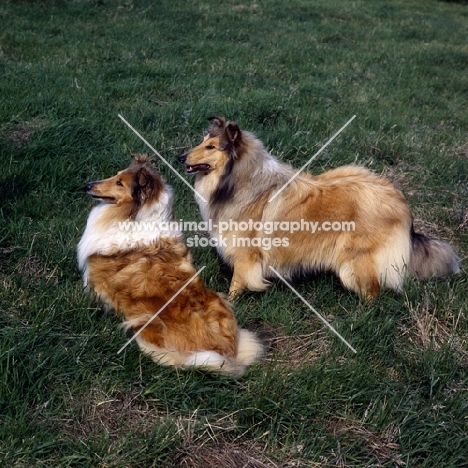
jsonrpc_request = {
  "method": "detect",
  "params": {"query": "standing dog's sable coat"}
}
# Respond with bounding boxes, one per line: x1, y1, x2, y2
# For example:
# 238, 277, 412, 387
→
78, 154, 263, 376
179, 117, 460, 299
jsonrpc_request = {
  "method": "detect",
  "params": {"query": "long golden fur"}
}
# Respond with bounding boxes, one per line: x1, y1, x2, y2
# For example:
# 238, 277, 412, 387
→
179, 117, 460, 300
78, 154, 263, 376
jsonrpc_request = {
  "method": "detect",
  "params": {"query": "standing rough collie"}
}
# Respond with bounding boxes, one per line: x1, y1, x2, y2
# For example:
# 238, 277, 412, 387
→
77, 154, 263, 377
179, 116, 460, 300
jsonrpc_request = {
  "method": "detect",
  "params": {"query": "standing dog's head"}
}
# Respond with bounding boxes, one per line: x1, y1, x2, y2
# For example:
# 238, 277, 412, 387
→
85, 154, 165, 218
178, 116, 247, 204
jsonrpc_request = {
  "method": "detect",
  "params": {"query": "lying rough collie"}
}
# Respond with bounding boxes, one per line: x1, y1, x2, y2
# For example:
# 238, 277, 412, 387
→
77, 154, 263, 376
179, 116, 460, 300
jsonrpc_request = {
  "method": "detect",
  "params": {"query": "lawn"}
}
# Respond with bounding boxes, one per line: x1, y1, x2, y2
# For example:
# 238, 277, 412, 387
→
1, 0, 467, 466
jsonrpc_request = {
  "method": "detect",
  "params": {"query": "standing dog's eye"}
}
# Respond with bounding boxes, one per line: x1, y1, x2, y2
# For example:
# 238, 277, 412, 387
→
116, 180, 123, 186
205, 145, 215, 150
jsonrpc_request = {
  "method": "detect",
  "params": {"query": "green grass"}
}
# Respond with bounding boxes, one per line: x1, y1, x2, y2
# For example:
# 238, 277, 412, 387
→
1, 0, 467, 466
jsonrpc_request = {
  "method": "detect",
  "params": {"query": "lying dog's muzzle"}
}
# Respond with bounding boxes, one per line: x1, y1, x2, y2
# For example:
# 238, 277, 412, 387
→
85, 181, 115, 201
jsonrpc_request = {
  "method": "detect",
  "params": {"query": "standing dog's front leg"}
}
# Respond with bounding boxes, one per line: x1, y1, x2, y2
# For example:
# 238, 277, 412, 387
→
228, 251, 269, 300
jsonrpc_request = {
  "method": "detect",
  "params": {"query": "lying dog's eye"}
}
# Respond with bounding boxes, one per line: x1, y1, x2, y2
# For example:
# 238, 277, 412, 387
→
205, 145, 215, 150
116, 180, 123, 186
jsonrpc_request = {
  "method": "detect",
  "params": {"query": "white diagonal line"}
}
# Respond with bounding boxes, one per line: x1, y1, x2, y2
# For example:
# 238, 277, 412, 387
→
268, 266, 357, 353
117, 266, 206, 354
268, 115, 356, 202
118, 114, 207, 202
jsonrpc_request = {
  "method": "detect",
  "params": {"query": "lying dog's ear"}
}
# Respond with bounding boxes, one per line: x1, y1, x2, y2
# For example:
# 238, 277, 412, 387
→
225, 123, 241, 147
136, 167, 152, 195
130, 166, 163, 218
130, 153, 149, 166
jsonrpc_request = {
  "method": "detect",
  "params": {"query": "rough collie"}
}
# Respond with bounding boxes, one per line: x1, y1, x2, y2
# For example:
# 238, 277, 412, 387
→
77, 154, 263, 376
179, 116, 460, 300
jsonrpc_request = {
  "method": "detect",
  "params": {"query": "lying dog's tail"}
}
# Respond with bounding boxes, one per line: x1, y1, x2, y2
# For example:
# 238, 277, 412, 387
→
409, 228, 460, 279
134, 328, 263, 377
183, 329, 264, 377
236, 329, 265, 367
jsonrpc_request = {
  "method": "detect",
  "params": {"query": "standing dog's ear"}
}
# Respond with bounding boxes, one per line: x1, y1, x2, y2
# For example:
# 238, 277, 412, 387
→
225, 123, 241, 148
208, 116, 226, 136
208, 116, 225, 128
210, 122, 242, 207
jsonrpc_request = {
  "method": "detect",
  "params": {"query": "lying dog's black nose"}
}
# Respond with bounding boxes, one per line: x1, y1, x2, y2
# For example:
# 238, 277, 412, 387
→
85, 181, 97, 192
178, 153, 187, 164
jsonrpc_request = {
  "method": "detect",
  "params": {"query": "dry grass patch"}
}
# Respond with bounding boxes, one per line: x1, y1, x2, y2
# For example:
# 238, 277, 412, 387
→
174, 438, 323, 468
173, 410, 321, 468
7, 242, 60, 287
454, 207, 468, 231
411, 218, 456, 244
380, 162, 416, 195
174, 439, 275, 468
400, 292, 467, 364
2, 118, 48, 149
454, 142, 468, 158
15, 252, 46, 279
263, 327, 330, 369
51, 386, 167, 442
326, 417, 404, 467
3, 123, 33, 149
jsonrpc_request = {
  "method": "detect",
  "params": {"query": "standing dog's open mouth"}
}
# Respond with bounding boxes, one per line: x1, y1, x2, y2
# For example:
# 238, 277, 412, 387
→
178, 153, 211, 173
185, 163, 211, 173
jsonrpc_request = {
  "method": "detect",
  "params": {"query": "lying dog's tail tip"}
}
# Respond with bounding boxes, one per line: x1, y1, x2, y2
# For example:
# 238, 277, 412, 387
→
236, 329, 264, 366
183, 330, 263, 377
183, 351, 246, 377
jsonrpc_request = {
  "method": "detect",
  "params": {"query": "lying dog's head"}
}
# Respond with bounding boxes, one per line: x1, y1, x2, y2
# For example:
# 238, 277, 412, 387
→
179, 116, 246, 203
86, 154, 164, 218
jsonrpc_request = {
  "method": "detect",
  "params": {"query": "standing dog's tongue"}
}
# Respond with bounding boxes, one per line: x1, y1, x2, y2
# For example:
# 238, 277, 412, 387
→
186, 164, 211, 173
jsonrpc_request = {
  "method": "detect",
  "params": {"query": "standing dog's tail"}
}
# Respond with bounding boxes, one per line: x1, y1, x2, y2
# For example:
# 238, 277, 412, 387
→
183, 329, 264, 377
409, 227, 460, 279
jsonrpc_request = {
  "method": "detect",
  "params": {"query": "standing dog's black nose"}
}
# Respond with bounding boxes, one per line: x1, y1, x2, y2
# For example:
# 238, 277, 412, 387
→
178, 153, 187, 164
